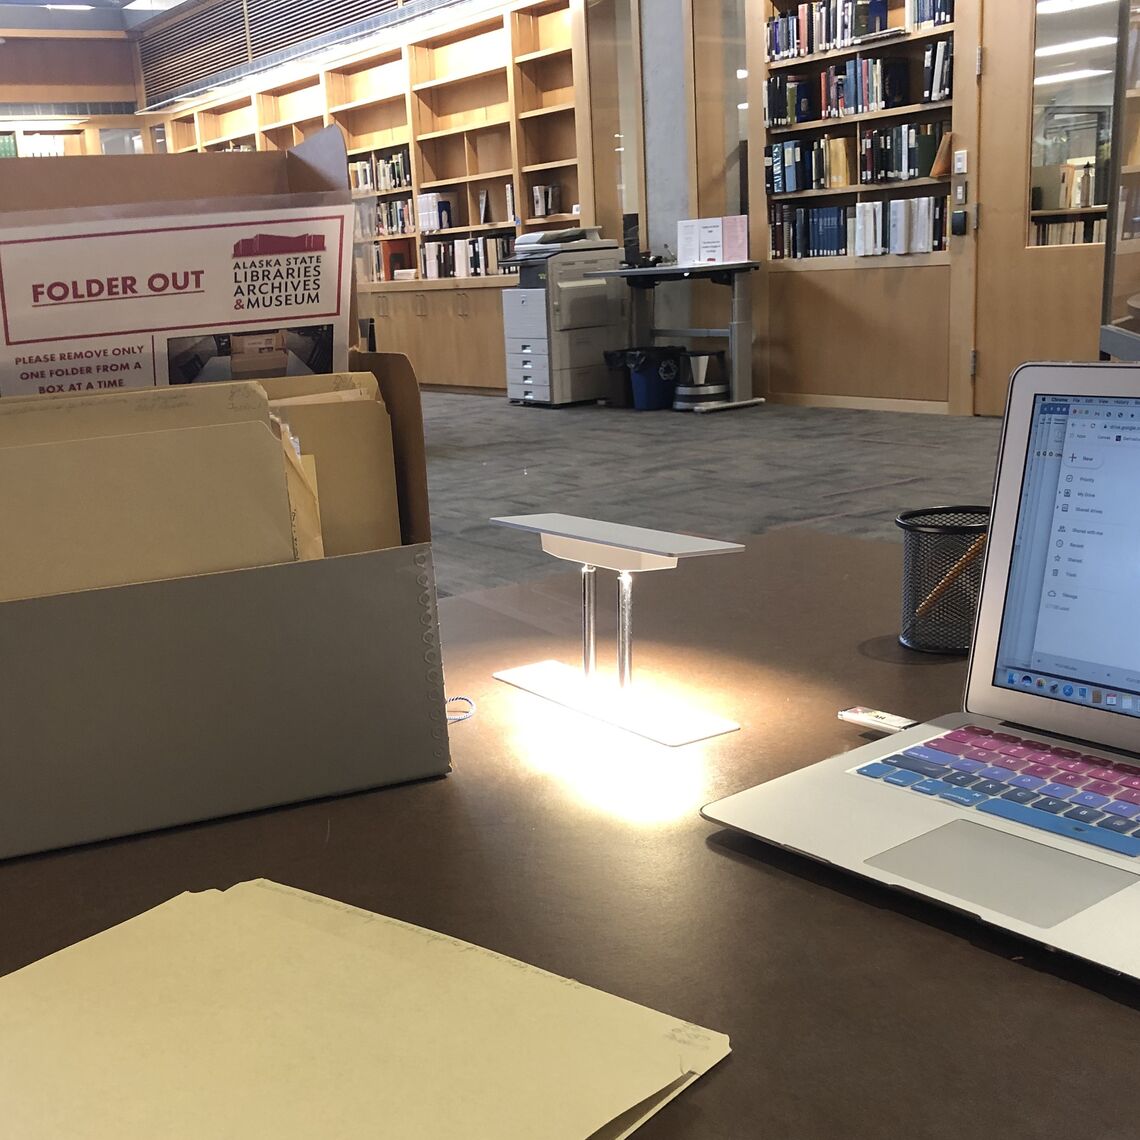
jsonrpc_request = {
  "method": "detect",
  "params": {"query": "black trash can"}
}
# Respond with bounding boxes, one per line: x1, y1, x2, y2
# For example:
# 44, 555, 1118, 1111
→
603, 348, 635, 408
895, 506, 990, 654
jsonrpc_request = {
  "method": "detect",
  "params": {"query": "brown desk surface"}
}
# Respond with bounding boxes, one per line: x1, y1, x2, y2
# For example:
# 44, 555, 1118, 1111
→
2, 530, 1137, 1138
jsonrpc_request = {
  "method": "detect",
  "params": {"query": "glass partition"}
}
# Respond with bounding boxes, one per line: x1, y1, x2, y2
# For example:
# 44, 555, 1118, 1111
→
1030, 0, 1118, 247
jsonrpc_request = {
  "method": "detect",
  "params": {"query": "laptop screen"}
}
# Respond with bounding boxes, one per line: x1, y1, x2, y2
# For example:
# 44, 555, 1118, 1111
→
993, 394, 1140, 719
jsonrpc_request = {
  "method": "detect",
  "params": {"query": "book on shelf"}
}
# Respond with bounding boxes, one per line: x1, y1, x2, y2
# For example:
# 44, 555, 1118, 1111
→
764, 0, 950, 62
348, 150, 411, 194
0, 134, 17, 159
531, 184, 562, 218
768, 194, 947, 259
921, 36, 953, 102
1032, 217, 1107, 247
420, 234, 518, 280
478, 188, 490, 224
506, 181, 516, 223
416, 192, 459, 233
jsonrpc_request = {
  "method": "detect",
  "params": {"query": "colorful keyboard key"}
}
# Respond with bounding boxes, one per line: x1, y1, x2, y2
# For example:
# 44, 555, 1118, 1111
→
946, 757, 988, 773
890, 752, 951, 779
1002, 788, 1039, 805
1038, 783, 1075, 801
1070, 791, 1110, 809
980, 766, 1016, 782
884, 769, 925, 787
857, 762, 896, 780
911, 779, 953, 796
1103, 801, 1140, 819
943, 771, 979, 787
939, 787, 991, 807
1009, 775, 1047, 791
1064, 806, 1105, 824
973, 779, 1009, 796
1033, 797, 1070, 814
1098, 816, 1139, 834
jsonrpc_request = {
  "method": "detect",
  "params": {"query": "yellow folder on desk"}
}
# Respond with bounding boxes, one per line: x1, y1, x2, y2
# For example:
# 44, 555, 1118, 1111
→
0, 421, 297, 603
0, 880, 729, 1140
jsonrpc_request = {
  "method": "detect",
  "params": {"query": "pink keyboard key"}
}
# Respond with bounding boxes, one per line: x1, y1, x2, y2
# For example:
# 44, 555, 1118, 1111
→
962, 725, 993, 736
1053, 772, 1087, 788
963, 747, 996, 763
976, 739, 1004, 751
999, 745, 1035, 759
1023, 763, 1059, 778
926, 737, 969, 756
1085, 780, 1120, 797
1115, 788, 1140, 807
945, 731, 974, 744
1054, 759, 1094, 774
1117, 763, 1140, 776
992, 732, 1022, 742
1086, 767, 1120, 783
1051, 747, 1081, 758
1118, 776, 1140, 792
995, 756, 1027, 771
1022, 740, 1051, 751
1022, 751, 1053, 765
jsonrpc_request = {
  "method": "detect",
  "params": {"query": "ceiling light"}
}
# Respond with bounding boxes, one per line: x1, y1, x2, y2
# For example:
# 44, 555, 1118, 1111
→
737, 102, 749, 110
1037, 0, 1117, 12
44, 5, 94, 10
736, 68, 748, 80
1035, 36, 1116, 57
1034, 68, 1111, 85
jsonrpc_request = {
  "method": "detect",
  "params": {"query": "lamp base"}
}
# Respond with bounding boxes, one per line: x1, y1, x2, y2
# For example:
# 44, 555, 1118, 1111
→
493, 659, 739, 747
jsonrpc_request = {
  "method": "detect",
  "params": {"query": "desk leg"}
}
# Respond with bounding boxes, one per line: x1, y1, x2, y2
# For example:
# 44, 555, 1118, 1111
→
582, 565, 597, 676
729, 270, 753, 402
617, 571, 633, 687
630, 285, 654, 347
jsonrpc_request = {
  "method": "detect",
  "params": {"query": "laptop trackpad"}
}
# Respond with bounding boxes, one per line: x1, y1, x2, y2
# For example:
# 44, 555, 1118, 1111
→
866, 820, 1138, 928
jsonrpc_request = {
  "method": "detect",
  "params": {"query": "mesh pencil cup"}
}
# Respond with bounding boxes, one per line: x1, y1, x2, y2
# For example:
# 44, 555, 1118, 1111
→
895, 506, 991, 655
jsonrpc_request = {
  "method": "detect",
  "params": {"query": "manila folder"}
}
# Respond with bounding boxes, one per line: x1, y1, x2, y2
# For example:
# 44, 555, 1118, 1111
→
0, 879, 730, 1139
0, 420, 296, 603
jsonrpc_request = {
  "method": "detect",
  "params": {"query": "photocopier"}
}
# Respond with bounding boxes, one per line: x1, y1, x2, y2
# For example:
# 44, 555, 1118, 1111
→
501, 228, 626, 406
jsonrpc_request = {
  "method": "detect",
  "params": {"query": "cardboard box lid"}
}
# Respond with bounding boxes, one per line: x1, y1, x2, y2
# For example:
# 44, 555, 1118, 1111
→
0, 127, 350, 221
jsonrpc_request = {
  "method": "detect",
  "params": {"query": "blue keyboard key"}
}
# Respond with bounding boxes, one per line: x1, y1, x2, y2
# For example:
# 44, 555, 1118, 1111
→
884, 769, 925, 787
980, 766, 1016, 782
1064, 806, 1106, 824
903, 746, 955, 767
1098, 816, 1139, 834
973, 779, 1008, 796
1033, 797, 1070, 814
1103, 800, 1140, 819
1038, 783, 1075, 801
912, 779, 954, 796
889, 752, 950, 779
1002, 787, 1039, 805
1010, 774, 1046, 791
857, 762, 897, 780
979, 798, 1140, 856
943, 771, 979, 788
1070, 791, 1110, 809
939, 787, 990, 807
947, 757, 987, 773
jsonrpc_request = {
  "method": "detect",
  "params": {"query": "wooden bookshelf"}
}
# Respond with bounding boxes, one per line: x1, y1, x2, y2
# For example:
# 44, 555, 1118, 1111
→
752, 0, 965, 412
151, 0, 594, 390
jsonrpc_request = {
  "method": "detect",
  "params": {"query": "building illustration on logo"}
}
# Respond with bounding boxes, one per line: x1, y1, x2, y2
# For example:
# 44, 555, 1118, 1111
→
232, 233, 326, 257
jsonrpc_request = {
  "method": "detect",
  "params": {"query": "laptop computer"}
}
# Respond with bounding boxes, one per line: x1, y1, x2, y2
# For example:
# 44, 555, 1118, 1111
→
702, 362, 1140, 978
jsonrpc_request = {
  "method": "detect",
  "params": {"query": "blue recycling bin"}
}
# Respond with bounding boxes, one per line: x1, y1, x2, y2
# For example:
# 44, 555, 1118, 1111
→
626, 346, 684, 410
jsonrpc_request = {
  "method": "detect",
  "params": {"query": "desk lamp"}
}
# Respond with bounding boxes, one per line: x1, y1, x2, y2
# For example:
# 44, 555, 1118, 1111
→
490, 514, 743, 745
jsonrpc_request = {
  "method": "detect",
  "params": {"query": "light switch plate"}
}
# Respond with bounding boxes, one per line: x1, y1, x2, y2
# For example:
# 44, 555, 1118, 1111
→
953, 149, 968, 175
955, 182, 967, 204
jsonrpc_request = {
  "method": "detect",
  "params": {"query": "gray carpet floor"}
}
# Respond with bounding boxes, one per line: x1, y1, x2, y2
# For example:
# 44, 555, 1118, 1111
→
423, 394, 1003, 597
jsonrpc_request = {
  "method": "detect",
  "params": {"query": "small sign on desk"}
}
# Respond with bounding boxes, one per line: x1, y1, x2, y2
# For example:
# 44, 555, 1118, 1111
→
677, 214, 748, 266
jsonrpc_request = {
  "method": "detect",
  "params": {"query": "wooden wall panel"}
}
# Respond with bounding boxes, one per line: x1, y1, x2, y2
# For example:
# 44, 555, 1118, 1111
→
0, 39, 139, 104
768, 266, 950, 402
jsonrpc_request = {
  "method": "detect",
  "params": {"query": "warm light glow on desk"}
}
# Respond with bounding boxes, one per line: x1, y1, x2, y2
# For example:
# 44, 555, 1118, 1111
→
505, 686, 708, 826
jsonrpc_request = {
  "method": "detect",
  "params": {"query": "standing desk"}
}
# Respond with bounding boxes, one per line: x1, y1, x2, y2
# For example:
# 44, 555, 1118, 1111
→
584, 261, 762, 412
1, 529, 1137, 1139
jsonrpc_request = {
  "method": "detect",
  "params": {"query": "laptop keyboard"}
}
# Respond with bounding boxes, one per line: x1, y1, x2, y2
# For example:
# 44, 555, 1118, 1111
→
854, 726, 1140, 858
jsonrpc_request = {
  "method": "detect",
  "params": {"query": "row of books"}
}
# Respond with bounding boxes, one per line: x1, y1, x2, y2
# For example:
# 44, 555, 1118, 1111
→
354, 242, 413, 285
1030, 161, 1099, 212
763, 36, 952, 126
354, 197, 415, 239
0, 134, 17, 158
765, 121, 945, 193
348, 150, 411, 193
764, 0, 953, 62
531, 183, 563, 218
1032, 218, 1107, 248
421, 235, 517, 279
767, 195, 948, 259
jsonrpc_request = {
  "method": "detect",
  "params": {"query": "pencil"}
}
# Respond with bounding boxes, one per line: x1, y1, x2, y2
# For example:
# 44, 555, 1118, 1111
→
915, 532, 987, 618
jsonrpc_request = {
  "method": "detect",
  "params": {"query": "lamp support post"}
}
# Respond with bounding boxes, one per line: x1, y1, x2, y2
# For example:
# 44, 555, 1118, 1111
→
582, 564, 597, 676
617, 571, 634, 688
